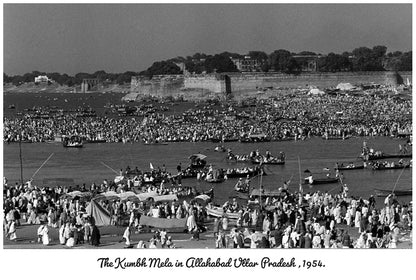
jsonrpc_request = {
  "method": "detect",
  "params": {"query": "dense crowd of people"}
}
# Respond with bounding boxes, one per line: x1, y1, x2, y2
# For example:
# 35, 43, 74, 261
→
2, 87, 413, 249
3, 173, 412, 249
3, 93, 412, 143
212, 189, 412, 248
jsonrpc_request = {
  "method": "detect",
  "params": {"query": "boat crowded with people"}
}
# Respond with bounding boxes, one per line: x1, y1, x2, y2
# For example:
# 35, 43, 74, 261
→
304, 173, 340, 185
251, 152, 285, 165
334, 162, 365, 170
360, 141, 412, 161
62, 135, 83, 148
223, 167, 264, 178
369, 160, 412, 170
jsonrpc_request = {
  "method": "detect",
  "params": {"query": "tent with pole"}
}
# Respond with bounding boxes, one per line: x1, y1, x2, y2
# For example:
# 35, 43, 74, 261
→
85, 200, 111, 226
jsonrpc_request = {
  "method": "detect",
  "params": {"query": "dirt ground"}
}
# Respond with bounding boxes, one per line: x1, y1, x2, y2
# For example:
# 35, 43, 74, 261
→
3, 219, 412, 249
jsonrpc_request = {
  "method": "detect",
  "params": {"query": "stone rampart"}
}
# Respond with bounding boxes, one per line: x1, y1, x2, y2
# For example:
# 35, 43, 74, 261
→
125, 71, 412, 100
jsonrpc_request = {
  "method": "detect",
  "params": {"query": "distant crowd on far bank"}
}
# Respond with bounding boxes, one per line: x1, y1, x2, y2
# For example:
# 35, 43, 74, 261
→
3, 92, 412, 144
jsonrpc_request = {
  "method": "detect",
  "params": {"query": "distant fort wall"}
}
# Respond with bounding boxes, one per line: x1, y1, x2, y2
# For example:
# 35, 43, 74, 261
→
129, 75, 184, 96
183, 74, 227, 93
125, 71, 412, 100
228, 71, 412, 92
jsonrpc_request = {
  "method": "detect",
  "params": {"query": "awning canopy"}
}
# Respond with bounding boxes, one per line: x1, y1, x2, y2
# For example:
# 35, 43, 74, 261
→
118, 191, 140, 201
189, 153, 207, 160
135, 191, 159, 201
194, 194, 211, 201
93, 191, 120, 201
153, 194, 178, 202
61, 191, 92, 199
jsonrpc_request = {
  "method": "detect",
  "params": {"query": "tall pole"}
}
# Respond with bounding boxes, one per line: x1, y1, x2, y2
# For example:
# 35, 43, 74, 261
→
298, 156, 302, 191
259, 163, 263, 210
298, 156, 302, 193
392, 165, 407, 194
298, 156, 303, 207
19, 139, 23, 186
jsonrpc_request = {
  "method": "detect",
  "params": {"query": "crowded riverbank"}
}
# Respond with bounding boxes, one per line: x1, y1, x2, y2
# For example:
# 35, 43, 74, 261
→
3, 92, 412, 143
3, 175, 412, 249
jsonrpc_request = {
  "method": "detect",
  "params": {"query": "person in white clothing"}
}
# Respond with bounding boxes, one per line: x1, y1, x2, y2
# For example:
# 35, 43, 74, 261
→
41, 224, 50, 245
59, 224, 66, 245
123, 226, 132, 246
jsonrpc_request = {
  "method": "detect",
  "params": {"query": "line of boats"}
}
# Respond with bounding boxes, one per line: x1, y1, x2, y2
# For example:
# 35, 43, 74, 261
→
335, 160, 411, 171
227, 151, 286, 165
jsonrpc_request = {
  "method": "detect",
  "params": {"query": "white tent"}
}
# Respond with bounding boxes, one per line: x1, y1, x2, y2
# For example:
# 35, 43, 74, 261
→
307, 88, 325, 95
336, 83, 355, 91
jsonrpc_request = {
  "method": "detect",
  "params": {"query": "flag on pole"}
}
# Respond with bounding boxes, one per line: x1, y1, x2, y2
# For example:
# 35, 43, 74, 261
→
150, 163, 154, 170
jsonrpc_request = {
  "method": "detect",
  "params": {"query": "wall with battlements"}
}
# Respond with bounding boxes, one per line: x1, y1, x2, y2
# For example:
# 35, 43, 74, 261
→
228, 72, 412, 93
124, 75, 185, 100
124, 71, 412, 100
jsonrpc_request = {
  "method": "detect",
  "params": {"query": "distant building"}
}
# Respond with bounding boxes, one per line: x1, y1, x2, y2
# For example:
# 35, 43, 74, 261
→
292, 55, 323, 72
34, 75, 52, 84
81, 78, 101, 93
231, 56, 264, 72
192, 58, 206, 63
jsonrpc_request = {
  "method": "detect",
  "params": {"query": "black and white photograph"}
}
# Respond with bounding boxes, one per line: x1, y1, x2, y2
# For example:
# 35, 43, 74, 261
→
1, 1, 414, 277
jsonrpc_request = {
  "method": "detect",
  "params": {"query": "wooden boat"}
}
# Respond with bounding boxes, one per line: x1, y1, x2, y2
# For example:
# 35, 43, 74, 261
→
361, 152, 412, 161
371, 163, 411, 170
206, 206, 240, 219
335, 163, 365, 170
310, 177, 339, 184
304, 176, 340, 185
374, 188, 412, 197
224, 168, 264, 178
63, 142, 83, 148
62, 135, 83, 148
251, 158, 285, 165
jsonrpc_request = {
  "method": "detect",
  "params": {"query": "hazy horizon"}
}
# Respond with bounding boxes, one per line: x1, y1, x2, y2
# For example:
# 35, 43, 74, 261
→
3, 3, 412, 76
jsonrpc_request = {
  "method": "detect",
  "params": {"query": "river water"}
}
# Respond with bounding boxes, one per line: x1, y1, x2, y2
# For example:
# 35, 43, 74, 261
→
3, 136, 412, 205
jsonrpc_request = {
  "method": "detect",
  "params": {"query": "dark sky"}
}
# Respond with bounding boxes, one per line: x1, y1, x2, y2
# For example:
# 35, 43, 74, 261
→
3, 3, 412, 75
